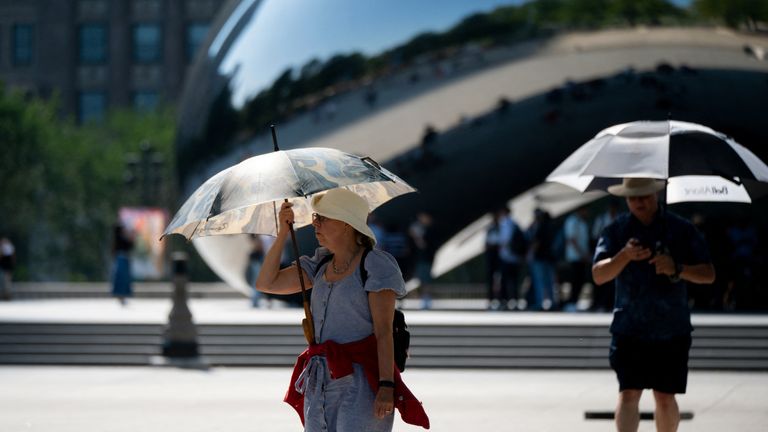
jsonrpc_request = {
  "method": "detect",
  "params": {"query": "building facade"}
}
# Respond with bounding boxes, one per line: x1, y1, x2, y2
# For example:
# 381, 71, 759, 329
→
0, 0, 225, 122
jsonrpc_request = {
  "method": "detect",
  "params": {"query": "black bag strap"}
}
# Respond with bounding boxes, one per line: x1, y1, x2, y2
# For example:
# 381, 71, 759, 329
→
359, 247, 371, 285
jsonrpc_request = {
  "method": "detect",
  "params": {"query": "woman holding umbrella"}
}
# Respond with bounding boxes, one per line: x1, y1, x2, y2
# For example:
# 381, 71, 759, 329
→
256, 188, 429, 431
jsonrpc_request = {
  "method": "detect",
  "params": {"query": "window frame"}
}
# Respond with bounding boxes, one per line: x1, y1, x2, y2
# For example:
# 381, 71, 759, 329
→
78, 90, 108, 124
131, 22, 163, 64
78, 22, 109, 65
12, 23, 35, 66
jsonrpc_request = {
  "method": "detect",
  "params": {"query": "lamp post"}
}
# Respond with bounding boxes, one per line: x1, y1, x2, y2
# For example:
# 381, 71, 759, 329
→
124, 140, 165, 206
152, 251, 207, 368
162, 252, 198, 356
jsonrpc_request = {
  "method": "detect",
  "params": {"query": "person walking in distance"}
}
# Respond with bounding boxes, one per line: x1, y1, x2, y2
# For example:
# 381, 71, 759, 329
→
592, 178, 715, 432
562, 206, 591, 312
111, 224, 134, 306
497, 206, 526, 310
408, 212, 436, 310
484, 210, 504, 310
527, 209, 557, 311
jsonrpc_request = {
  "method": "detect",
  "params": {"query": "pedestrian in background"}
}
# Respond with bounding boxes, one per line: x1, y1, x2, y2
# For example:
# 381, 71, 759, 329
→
527, 209, 557, 311
0, 236, 16, 301
111, 224, 134, 306
497, 206, 526, 310
246, 234, 270, 308
380, 223, 413, 281
562, 206, 591, 312
409, 211, 436, 310
592, 178, 715, 432
485, 209, 504, 310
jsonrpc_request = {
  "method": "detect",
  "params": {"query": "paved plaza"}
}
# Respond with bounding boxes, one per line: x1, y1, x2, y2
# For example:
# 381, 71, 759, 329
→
1, 366, 766, 431
2, 299, 767, 431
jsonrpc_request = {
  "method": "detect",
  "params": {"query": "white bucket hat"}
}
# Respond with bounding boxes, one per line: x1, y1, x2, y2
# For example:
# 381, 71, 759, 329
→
607, 178, 666, 197
311, 188, 377, 245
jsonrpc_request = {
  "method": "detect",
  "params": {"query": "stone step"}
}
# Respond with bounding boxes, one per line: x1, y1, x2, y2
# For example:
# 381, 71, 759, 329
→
1, 321, 766, 369
9, 282, 247, 299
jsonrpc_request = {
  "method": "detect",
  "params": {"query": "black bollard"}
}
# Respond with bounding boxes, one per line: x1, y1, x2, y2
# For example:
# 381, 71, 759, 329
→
161, 252, 199, 358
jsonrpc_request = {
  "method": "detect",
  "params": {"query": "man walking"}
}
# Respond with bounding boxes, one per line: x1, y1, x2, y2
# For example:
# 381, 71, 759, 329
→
497, 206, 526, 310
592, 178, 715, 432
563, 206, 591, 311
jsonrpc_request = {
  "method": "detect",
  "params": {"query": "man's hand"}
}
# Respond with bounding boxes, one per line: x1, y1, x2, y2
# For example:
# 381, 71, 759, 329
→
620, 238, 653, 262
649, 253, 676, 276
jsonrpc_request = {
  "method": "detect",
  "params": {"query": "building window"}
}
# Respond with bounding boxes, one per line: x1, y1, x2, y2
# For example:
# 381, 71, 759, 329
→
133, 91, 159, 111
78, 23, 108, 64
185, 22, 209, 62
12, 24, 34, 66
132, 24, 162, 64
78, 91, 107, 123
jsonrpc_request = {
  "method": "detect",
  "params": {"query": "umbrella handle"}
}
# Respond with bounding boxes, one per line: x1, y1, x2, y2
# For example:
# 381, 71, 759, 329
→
285, 201, 315, 345
271, 128, 314, 344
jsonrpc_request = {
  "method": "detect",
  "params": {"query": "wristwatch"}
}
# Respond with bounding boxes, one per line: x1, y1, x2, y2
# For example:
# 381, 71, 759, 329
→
670, 262, 683, 283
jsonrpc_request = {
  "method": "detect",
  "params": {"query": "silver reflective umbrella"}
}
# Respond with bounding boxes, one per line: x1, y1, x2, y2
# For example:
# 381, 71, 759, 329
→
546, 120, 768, 203
163, 148, 414, 240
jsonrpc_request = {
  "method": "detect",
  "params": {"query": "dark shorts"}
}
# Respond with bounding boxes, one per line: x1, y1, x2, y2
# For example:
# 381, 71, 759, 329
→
609, 333, 692, 394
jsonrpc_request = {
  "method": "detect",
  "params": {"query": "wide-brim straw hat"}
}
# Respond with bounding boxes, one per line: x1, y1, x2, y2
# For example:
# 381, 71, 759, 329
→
607, 177, 666, 197
311, 189, 377, 245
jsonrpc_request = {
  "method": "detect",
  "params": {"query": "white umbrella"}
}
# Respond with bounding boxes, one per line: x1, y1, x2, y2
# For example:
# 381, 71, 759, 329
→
546, 120, 768, 202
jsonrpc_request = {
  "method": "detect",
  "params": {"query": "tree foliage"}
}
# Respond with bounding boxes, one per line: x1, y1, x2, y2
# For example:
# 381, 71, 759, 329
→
0, 84, 176, 280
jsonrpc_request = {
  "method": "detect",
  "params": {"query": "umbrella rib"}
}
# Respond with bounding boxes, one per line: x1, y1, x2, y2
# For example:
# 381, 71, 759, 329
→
577, 135, 613, 178
361, 156, 395, 183
188, 219, 203, 240
283, 151, 307, 197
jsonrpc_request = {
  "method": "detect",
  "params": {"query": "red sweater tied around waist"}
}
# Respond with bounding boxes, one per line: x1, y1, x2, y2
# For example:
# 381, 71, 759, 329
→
284, 334, 430, 429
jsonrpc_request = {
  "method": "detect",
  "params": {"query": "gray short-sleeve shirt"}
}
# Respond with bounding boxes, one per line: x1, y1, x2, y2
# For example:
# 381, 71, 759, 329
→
299, 247, 406, 344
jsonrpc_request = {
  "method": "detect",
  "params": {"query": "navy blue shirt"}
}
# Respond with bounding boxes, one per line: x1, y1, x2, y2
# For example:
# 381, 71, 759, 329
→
594, 210, 711, 340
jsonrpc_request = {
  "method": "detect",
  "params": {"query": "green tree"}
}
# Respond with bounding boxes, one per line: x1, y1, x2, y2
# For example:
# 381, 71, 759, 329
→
0, 83, 176, 280
608, 0, 685, 26
562, 0, 611, 28
0, 85, 51, 279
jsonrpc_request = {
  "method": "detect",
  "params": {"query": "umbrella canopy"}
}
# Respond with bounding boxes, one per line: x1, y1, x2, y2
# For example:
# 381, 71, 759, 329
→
546, 120, 768, 202
163, 147, 415, 240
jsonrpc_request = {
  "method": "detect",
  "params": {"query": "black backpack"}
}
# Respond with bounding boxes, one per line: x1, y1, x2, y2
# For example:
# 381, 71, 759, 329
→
316, 248, 410, 372
510, 224, 528, 256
